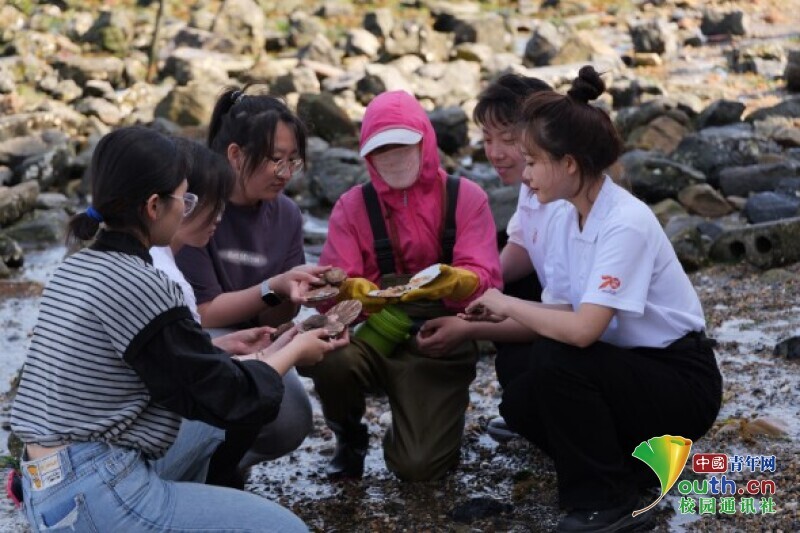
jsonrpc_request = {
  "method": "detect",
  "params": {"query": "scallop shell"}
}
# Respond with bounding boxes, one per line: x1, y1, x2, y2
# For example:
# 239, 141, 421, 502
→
323, 320, 345, 338
322, 267, 347, 286
304, 285, 340, 302
270, 322, 294, 341
299, 314, 328, 331
325, 300, 362, 326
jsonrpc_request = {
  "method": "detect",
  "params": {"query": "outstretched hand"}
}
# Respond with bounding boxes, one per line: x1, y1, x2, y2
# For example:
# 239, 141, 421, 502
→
215, 326, 274, 355
290, 328, 350, 366
270, 265, 332, 304
460, 288, 508, 322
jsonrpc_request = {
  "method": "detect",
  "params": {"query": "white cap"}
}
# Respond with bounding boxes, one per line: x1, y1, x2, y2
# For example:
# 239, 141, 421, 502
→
359, 128, 422, 157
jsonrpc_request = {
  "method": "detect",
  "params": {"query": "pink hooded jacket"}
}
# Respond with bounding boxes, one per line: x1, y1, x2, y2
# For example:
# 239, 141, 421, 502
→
319, 91, 502, 310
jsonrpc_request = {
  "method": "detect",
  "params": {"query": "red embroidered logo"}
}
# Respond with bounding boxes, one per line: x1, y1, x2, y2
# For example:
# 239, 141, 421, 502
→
598, 275, 620, 290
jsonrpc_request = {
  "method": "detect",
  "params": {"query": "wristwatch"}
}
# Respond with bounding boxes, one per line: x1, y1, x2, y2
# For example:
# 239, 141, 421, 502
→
260, 279, 283, 307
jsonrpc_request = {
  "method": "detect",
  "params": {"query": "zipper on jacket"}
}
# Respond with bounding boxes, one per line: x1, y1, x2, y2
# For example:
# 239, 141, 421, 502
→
403, 190, 408, 207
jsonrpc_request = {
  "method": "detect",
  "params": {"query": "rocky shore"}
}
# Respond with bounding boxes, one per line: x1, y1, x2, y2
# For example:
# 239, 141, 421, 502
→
1, 0, 799, 531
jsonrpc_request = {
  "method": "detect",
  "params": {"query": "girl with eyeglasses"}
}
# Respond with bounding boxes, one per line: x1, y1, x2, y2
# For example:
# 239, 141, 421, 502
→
10, 126, 346, 532
174, 87, 327, 488
151, 140, 281, 358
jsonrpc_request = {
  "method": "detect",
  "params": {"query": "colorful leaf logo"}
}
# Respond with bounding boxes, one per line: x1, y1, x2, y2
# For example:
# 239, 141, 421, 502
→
631, 435, 692, 517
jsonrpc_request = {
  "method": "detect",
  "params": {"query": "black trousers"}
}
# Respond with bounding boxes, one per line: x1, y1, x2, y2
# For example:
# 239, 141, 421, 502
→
498, 333, 722, 510
495, 271, 542, 389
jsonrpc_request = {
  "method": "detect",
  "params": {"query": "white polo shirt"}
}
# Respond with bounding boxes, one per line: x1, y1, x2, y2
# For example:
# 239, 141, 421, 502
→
150, 246, 201, 323
506, 184, 567, 289
542, 176, 706, 349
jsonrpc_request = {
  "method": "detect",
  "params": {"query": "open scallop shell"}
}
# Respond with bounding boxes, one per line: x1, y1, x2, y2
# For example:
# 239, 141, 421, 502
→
298, 314, 328, 332
367, 284, 410, 298
408, 263, 442, 288
270, 321, 294, 341
304, 285, 340, 302
322, 267, 347, 286
323, 320, 345, 338
325, 300, 362, 326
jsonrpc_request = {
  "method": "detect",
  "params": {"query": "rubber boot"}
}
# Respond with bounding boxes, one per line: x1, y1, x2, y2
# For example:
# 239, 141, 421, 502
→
325, 419, 369, 481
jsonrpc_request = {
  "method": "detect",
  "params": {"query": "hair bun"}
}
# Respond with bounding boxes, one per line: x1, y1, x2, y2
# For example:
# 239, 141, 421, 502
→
567, 65, 605, 104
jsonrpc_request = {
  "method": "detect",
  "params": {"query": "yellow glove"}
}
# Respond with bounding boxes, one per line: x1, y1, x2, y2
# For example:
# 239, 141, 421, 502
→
337, 277, 387, 314
400, 265, 479, 303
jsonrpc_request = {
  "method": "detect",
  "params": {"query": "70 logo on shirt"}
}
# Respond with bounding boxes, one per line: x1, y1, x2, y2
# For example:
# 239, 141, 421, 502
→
598, 275, 621, 291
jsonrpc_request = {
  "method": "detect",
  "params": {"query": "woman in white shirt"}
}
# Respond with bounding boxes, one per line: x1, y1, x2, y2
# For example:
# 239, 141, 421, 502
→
464, 66, 722, 533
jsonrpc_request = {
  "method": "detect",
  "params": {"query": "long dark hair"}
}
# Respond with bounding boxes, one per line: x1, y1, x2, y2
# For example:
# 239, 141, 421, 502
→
178, 139, 234, 227
517, 65, 623, 192
473, 73, 552, 128
67, 126, 189, 242
208, 86, 308, 183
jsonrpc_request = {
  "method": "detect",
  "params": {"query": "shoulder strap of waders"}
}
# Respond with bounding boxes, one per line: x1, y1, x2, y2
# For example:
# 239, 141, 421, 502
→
440, 175, 460, 265
361, 182, 396, 276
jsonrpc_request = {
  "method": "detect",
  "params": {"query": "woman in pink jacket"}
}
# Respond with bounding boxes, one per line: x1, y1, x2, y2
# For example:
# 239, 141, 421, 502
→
301, 90, 502, 482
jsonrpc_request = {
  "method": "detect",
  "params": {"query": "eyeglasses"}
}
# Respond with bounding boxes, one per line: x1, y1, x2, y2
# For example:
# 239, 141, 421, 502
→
265, 157, 304, 177
169, 192, 199, 217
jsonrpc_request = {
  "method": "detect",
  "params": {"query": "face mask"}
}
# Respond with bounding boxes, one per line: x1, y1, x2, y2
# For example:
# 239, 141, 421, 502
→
370, 144, 421, 190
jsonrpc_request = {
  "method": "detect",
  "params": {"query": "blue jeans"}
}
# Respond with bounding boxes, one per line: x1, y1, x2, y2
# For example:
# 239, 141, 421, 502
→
20, 421, 308, 532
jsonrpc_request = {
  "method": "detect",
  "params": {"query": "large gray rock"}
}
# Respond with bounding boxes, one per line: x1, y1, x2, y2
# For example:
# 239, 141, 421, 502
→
4, 208, 69, 243
718, 161, 800, 197
272, 66, 321, 96
677, 183, 733, 218
727, 43, 786, 77
0, 232, 23, 269
0, 131, 73, 188
651, 198, 688, 227
743, 192, 800, 224
207, 0, 265, 55
746, 97, 800, 123
298, 33, 342, 67
786, 50, 800, 92
487, 185, 519, 235
428, 107, 468, 155
296, 93, 358, 147
289, 12, 327, 49
0, 106, 86, 143
451, 13, 513, 53
346, 29, 381, 59
74, 97, 123, 126
363, 8, 394, 38
619, 150, 706, 203
163, 47, 250, 86
53, 55, 125, 88
695, 99, 745, 130
154, 81, 219, 127
81, 9, 135, 54
700, 9, 748, 36
670, 123, 782, 185
307, 148, 368, 206
627, 113, 691, 154
629, 18, 677, 56
523, 21, 563, 67
173, 27, 237, 54
411, 60, 481, 108
550, 31, 622, 67
0, 181, 39, 227
664, 215, 709, 272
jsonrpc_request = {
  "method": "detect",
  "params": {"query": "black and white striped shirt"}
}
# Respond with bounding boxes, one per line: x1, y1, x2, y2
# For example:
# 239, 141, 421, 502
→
11, 240, 188, 457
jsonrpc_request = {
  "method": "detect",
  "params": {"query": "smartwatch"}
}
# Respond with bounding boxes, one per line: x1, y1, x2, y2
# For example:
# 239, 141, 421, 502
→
260, 279, 283, 307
